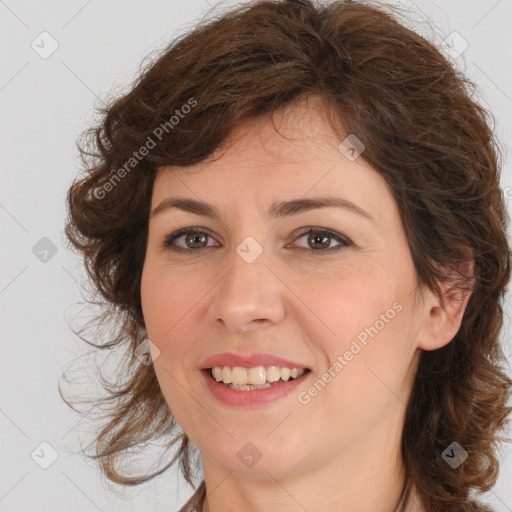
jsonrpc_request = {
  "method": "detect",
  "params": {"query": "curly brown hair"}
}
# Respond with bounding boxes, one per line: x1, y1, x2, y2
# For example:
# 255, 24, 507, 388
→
61, 0, 512, 510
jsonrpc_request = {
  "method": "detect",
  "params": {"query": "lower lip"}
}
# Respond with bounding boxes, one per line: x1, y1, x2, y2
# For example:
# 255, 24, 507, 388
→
201, 369, 310, 407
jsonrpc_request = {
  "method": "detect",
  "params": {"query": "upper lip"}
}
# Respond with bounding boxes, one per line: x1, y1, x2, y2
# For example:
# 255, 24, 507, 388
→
200, 352, 311, 370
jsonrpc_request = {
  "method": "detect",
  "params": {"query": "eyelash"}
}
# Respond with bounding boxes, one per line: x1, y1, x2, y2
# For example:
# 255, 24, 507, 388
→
161, 227, 351, 255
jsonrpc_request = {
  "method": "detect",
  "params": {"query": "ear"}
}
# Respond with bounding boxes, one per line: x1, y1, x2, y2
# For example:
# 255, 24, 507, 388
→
417, 246, 475, 351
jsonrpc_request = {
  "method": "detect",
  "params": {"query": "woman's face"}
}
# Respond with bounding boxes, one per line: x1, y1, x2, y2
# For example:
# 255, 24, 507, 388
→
141, 102, 428, 481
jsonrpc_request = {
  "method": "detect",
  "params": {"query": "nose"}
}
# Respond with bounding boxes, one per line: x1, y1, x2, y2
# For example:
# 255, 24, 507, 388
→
206, 248, 286, 333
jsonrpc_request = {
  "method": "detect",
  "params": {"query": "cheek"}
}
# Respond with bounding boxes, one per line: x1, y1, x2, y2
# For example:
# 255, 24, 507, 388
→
141, 263, 213, 380
140, 268, 194, 423
306, 270, 413, 396
141, 264, 195, 335
320, 300, 415, 430
296, 269, 398, 348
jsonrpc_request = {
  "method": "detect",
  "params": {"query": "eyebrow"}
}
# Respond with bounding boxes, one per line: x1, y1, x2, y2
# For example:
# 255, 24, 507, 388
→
150, 196, 375, 224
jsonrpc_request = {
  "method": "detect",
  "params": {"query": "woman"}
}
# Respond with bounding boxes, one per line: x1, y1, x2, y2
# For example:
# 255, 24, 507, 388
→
62, 0, 512, 510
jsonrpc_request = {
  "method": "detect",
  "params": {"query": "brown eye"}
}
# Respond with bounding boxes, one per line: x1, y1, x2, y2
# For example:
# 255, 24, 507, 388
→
307, 231, 331, 249
183, 231, 208, 249
162, 226, 351, 255
162, 228, 218, 253
292, 228, 351, 254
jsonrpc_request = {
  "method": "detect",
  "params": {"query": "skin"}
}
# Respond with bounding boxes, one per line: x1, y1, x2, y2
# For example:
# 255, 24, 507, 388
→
140, 99, 473, 512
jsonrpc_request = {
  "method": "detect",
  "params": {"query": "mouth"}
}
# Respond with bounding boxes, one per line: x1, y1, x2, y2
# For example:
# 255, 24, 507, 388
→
202, 366, 312, 391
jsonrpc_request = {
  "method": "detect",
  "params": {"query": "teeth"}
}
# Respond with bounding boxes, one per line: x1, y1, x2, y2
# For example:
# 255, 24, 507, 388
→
221, 366, 232, 384
231, 366, 248, 385
266, 366, 281, 382
248, 366, 266, 385
226, 383, 272, 390
210, 365, 307, 386
212, 367, 223, 381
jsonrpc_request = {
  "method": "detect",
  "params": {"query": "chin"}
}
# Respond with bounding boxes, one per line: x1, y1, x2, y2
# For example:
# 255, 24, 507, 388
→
201, 433, 307, 477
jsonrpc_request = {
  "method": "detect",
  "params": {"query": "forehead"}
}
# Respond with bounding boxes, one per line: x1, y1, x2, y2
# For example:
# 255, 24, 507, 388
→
151, 102, 395, 224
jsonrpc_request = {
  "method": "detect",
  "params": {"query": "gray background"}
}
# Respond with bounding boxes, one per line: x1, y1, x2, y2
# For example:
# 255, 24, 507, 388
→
1, 0, 511, 510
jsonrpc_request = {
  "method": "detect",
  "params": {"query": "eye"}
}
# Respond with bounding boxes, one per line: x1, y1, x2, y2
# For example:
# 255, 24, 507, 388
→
162, 227, 219, 254
161, 227, 352, 255
290, 227, 351, 254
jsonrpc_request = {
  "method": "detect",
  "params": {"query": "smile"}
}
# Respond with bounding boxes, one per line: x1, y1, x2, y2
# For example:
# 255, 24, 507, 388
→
210, 365, 308, 389
201, 366, 312, 407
